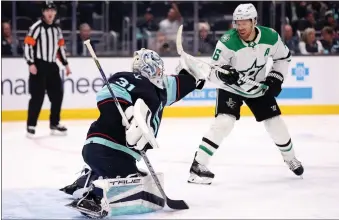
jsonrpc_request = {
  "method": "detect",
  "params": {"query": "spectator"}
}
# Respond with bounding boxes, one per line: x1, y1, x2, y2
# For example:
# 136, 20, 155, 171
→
298, 11, 319, 31
283, 24, 300, 54
1, 21, 23, 56
197, 22, 215, 55
158, 3, 182, 42
306, 1, 328, 20
324, 11, 339, 33
137, 7, 159, 50
295, 1, 308, 19
154, 31, 176, 56
299, 27, 324, 55
77, 23, 96, 56
320, 26, 339, 54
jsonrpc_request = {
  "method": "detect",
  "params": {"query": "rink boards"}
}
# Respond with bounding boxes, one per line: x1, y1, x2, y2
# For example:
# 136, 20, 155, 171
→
2, 56, 339, 121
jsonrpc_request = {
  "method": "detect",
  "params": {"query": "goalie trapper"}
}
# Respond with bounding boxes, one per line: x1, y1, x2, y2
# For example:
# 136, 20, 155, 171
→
188, 153, 215, 185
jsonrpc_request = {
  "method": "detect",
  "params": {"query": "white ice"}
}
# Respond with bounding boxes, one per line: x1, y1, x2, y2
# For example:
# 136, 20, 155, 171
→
2, 115, 339, 219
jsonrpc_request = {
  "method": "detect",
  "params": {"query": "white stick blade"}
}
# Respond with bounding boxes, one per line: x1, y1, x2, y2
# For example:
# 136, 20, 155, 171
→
176, 25, 183, 55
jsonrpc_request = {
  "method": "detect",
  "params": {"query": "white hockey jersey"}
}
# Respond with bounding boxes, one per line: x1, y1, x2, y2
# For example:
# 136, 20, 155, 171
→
209, 26, 291, 98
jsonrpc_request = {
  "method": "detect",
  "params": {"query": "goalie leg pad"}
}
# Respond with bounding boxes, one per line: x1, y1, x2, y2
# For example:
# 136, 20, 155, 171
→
92, 173, 165, 216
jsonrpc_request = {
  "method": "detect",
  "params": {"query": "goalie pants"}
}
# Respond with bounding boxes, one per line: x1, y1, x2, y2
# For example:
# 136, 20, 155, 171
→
82, 142, 138, 178
27, 60, 63, 127
216, 89, 281, 122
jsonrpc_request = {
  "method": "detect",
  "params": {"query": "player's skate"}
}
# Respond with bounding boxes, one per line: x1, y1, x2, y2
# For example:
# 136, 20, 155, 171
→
285, 156, 304, 177
50, 124, 67, 135
188, 154, 215, 185
26, 126, 36, 138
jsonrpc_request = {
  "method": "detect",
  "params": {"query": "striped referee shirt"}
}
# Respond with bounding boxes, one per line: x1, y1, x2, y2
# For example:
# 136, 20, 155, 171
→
24, 19, 68, 66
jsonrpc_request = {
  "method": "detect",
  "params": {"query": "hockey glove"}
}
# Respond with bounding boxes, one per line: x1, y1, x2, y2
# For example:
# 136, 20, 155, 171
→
216, 65, 240, 85
264, 71, 284, 97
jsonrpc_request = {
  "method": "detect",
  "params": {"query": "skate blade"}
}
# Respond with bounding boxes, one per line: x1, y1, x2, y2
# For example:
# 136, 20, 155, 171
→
50, 130, 67, 136
26, 133, 35, 139
187, 173, 212, 185
65, 203, 105, 219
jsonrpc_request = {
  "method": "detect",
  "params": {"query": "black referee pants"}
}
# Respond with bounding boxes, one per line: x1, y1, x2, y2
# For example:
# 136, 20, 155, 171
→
27, 60, 64, 127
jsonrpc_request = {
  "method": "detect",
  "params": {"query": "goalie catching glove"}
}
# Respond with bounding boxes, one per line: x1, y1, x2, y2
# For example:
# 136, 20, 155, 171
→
123, 102, 153, 151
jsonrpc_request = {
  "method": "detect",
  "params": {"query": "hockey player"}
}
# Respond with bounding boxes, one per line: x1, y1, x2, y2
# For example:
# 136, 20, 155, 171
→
61, 48, 205, 218
188, 3, 304, 185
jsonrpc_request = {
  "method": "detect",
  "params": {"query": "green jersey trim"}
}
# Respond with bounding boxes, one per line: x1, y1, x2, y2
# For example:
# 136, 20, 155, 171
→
219, 29, 246, 52
219, 26, 279, 52
257, 26, 279, 46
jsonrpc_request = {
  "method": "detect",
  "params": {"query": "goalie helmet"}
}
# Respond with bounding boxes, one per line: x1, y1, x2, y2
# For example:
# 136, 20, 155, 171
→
132, 48, 165, 89
232, 3, 258, 29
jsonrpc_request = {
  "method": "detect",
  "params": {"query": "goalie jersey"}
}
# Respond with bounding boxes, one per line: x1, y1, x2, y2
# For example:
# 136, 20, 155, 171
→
209, 26, 291, 98
86, 70, 198, 160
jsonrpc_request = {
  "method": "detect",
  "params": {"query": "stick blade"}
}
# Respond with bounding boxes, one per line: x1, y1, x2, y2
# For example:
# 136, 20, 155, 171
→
176, 25, 184, 55
166, 197, 189, 210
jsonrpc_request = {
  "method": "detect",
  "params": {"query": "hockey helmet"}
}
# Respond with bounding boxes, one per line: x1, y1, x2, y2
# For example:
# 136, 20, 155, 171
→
132, 48, 165, 89
232, 3, 257, 28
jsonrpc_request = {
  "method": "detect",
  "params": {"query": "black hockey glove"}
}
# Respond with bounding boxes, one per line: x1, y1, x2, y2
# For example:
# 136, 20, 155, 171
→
264, 71, 284, 97
216, 65, 239, 85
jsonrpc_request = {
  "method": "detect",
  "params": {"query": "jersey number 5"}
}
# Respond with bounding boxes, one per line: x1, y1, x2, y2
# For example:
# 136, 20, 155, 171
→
212, 49, 221, 61
115, 77, 135, 91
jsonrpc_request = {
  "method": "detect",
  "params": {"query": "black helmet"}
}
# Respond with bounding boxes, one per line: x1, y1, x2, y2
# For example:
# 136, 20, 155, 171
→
42, 1, 56, 11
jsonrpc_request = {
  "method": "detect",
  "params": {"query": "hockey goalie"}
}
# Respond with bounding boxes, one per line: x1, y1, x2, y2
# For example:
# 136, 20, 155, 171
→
60, 48, 205, 218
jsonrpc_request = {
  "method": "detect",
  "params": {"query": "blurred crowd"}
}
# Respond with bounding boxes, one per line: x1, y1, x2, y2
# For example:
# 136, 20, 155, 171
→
2, 1, 339, 57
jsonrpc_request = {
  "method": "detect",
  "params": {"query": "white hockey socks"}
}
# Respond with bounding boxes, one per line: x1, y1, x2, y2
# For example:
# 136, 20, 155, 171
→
264, 116, 295, 161
196, 114, 236, 165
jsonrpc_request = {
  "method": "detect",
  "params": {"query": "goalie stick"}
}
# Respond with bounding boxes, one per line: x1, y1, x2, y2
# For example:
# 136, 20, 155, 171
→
176, 25, 268, 91
80, 39, 189, 211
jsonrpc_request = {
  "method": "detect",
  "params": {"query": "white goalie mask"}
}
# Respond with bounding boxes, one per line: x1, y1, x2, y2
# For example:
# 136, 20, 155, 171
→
132, 48, 165, 89
232, 3, 258, 29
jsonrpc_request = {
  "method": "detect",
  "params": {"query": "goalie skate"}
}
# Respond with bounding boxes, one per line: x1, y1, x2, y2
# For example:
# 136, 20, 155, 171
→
285, 157, 304, 177
188, 158, 214, 185
66, 198, 108, 219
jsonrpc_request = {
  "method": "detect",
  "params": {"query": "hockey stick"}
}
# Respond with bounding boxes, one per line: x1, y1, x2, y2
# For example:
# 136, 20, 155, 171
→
83, 40, 189, 210
176, 25, 268, 90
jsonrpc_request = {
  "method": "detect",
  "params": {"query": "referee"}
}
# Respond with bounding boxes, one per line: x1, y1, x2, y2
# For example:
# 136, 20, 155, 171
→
24, 2, 71, 137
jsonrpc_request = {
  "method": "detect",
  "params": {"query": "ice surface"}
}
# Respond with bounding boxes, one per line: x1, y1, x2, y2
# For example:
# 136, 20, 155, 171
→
2, 116, 339, 219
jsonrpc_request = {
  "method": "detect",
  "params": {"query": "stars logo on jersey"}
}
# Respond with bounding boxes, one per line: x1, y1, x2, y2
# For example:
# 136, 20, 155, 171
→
248, 42, 257, 48
221, 34, 230, 43
237, 59, 265, 87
